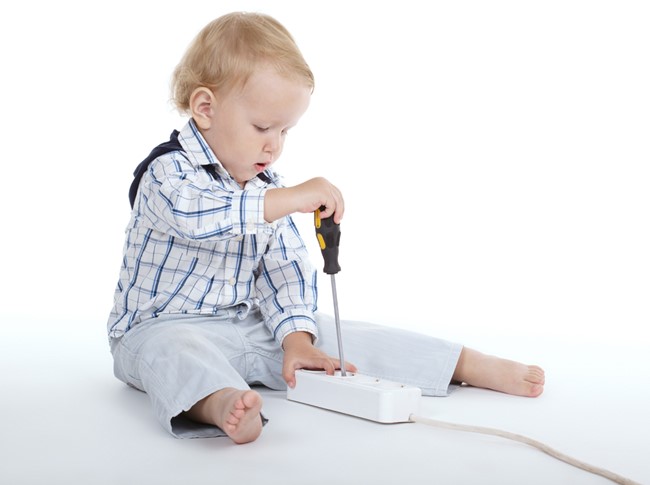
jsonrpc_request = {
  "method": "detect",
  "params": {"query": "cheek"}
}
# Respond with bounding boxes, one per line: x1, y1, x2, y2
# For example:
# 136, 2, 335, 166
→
247, 129, 267, 150
278, 136, 287, 153
231, 130, 257, 155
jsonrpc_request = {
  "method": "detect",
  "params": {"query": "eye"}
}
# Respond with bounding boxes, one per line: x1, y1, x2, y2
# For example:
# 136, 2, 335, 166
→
254, 125, 270, 133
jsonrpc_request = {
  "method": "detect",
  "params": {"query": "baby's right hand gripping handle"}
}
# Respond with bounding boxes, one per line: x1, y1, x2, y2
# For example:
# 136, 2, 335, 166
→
314, 206, 341, 275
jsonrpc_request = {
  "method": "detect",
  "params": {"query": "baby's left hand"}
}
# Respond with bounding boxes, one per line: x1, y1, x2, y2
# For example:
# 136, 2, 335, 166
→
281, 331, 357, 388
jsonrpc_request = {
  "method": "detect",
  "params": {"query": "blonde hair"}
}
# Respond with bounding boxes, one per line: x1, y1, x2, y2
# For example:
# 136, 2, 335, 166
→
171, 12, 314, 114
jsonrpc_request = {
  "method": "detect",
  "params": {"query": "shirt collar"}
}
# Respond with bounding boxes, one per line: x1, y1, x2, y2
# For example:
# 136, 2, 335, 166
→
176, 119, 280, 188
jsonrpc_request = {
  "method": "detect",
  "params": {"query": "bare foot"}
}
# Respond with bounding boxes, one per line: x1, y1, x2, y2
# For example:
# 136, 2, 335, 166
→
186, 388, 264, 444
453, 347, 545, 397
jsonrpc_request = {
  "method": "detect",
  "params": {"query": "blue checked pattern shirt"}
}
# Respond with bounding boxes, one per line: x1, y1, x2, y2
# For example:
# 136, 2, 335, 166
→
107, 120, 319, 344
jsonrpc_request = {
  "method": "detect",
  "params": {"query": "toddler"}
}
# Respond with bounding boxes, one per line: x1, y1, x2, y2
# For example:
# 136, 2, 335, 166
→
107, 12, 544, 444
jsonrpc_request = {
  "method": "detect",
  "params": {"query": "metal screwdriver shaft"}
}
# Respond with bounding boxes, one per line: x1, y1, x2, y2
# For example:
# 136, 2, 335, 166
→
314, 206, 346, 376
329, 274, 346, 376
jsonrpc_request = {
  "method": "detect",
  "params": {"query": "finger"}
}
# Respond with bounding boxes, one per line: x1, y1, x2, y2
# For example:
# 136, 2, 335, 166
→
332, 359, 357, 374
282, 362, 297, 389
331, 188, 344, 223
334, 359, 357, 372
318, 187, 344, 223
318, 203, 336, 220
332, 206, 344, 224
323, 358, 336, 376
320, 202, 343, 224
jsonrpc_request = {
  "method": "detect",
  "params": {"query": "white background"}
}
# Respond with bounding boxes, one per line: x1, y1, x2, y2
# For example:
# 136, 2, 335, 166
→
0, 2, 648, 484
1, 0, 647, 349
0, 1, 650, 352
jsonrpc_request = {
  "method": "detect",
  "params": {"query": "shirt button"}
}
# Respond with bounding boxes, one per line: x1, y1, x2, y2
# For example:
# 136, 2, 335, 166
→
229, 277, 236, 286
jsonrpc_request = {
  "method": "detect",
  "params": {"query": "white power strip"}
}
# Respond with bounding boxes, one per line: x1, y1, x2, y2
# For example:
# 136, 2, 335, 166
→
286, 369, 422, 423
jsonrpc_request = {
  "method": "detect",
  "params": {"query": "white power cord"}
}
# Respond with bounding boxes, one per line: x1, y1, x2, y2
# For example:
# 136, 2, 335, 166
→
409, 414, 641, 485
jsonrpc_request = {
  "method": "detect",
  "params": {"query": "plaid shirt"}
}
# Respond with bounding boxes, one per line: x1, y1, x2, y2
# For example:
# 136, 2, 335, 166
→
107, 120, 318, 344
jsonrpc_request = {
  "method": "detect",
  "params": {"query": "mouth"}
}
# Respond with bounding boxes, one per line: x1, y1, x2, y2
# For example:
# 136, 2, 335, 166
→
255, 162, 269, 173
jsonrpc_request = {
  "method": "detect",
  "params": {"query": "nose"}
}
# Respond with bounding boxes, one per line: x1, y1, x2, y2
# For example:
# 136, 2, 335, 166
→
264, 132, 283, 158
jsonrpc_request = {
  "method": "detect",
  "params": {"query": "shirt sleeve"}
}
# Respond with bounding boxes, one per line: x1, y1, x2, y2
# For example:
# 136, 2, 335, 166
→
255, 215, 319, 345
136, 154, 272, 240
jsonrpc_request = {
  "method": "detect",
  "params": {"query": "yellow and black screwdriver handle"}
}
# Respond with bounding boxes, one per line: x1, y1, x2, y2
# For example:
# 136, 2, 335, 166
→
314, 205, 341, 275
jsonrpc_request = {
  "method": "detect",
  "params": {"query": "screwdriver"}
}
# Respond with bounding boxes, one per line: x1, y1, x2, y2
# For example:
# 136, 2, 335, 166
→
314, 206, 347, 376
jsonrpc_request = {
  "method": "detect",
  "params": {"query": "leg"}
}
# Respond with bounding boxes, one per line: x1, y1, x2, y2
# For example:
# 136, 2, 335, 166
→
184, 388, 264, 444
111, 315, 267, 439
314, 315, 462, 396
452, 347, 545, 397
314, 314, 544, 398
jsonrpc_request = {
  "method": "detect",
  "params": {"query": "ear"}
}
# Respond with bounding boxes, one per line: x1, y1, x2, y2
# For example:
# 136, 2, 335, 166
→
189, 87, 216, 130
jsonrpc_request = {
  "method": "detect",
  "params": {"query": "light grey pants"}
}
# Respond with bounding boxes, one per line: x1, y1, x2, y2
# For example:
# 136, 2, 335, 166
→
110, 310, 462, 438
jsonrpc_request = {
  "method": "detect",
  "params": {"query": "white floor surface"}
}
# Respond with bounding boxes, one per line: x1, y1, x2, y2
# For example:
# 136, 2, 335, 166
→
0, 316, 647, 485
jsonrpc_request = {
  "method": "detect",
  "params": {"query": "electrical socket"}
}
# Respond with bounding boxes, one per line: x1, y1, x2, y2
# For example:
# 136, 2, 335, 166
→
287, 369, 422, 423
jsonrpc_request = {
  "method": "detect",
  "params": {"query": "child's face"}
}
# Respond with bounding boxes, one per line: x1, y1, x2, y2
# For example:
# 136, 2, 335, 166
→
201, 68, 312, 187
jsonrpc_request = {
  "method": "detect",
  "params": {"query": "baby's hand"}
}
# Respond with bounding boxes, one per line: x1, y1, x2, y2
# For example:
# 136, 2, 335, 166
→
281, 331, 356, 388
264, 177, 344, 223
291, 177, 344, 222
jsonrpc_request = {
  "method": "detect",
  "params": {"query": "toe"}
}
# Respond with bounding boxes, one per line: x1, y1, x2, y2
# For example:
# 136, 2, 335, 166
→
528, 383, 544, 398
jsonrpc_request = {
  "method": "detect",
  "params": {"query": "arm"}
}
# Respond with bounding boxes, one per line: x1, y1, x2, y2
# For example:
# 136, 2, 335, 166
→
264, 177, 345, 224
258, 191, 356, 387
138, 155, 269, 240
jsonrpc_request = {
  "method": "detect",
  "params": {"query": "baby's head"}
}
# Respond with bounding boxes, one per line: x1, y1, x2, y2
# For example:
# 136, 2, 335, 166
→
171, 12, 314, 114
